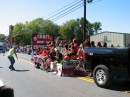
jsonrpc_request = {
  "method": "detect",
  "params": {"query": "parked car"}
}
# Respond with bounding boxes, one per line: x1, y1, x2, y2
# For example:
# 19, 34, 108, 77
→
83, 47, 130, 88
0, 45, 4, 53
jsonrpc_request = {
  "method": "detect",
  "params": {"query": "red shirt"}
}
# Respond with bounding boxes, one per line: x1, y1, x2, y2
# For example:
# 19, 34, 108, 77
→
37, 50, 43, 55
74, 43, 78, 53
41, 49, 48, 56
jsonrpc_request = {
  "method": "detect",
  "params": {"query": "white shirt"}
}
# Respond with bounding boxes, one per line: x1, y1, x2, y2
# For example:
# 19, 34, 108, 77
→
0, 79, 4, 87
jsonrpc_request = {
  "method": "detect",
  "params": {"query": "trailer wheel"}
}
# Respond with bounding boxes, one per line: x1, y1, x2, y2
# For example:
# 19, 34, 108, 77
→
35, 63, 40, 69
93, 65, 111, 88
40, 64, 43, 70
34, 62, 38, 68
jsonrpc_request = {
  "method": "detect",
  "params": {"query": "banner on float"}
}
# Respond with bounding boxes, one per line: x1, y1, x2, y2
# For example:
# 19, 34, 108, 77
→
32, 34, 54, 49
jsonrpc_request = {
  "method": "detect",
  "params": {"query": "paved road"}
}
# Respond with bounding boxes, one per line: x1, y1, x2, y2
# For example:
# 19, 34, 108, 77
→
0, 53, 130, 97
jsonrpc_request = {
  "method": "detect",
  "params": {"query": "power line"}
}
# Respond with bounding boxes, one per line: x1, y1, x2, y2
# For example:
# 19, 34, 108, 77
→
51, 3, 84, 21
51, 0, 103, 22
46, 0, 83, 20
44, 0, 81, 18
43, 0, 103, 23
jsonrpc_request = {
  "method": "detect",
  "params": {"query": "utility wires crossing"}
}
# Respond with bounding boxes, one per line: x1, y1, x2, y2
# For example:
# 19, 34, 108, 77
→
44, 0, 83, 21
44, 0, 102, 22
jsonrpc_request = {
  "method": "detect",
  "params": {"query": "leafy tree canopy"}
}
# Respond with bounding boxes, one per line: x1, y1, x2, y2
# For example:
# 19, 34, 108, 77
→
0, 34, 6, 41
11, 17, 102, 45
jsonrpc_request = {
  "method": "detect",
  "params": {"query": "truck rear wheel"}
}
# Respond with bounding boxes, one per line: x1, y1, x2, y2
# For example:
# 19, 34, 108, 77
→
93, 65, 111, 88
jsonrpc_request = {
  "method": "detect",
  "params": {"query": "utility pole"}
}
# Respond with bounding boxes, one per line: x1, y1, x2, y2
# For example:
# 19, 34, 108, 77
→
83, 0, 93, 43
9, 25, 13, 46
83, 0, 86, 43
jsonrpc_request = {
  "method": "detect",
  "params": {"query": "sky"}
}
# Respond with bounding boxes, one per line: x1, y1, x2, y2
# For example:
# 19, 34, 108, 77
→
0, 0, 130, 36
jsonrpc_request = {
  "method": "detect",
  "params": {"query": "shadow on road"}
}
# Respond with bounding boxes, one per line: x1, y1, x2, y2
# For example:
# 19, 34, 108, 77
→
0, 67, 3, 68
74, 75, 130, 93
14, 69, 30, 72
108, 78, 130, 92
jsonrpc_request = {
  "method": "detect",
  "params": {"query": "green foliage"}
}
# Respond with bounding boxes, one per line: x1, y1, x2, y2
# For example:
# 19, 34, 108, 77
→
59, 18, 102, 44
92, 22, 102, 33
0, 34, 6, 41
11, 17, 102, 45
60, 19, 77, 40
12, 18, 59, 45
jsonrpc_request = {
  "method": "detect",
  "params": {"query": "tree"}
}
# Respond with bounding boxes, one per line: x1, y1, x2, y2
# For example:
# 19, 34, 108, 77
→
92, 22, 102, 34
13, 23, 25, 45
12, 18, 60, 45
42, 20, 59, 36
12, 17, 102, 45
74, 18, 83, 44
59, 18, 99, 44
60, 20, 77, 40
0, 34, 6, 42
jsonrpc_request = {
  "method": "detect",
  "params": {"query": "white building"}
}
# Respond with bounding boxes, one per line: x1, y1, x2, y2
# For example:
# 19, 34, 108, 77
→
90, 31, 130, 47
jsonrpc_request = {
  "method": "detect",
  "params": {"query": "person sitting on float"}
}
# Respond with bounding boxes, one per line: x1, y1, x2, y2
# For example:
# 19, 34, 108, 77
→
62, 40, 69, 55
67, 44, 76, 59
39, 47, 50, 64
51, 47, 63, 74
36, 47, 43, 55
40, 47, 50, 57
48, 41, 55, 49
75, 44, 84, 69
97, 42, 102, 47
83, 39, 91, 47
90, 41, 96, 47
73, 38, 79, 54
44, 47, 56, 71
102, 42, 107, 47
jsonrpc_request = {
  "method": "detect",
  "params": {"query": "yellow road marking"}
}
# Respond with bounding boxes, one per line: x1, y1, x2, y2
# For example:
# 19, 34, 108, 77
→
77, 77, 94, 83
19, 58, 33, 65
124, 91, 130, 93
77, 77, 130, 94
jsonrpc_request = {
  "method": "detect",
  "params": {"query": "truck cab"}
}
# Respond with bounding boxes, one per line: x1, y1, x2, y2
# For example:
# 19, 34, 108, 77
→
83, 47, 130, 88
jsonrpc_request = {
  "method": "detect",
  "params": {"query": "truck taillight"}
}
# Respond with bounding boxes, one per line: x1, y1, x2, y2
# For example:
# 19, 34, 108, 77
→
88, 52, 93, 56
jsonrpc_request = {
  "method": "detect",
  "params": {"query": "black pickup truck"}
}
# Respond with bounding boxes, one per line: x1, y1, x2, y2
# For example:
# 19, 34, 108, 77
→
83, 47, 130, 88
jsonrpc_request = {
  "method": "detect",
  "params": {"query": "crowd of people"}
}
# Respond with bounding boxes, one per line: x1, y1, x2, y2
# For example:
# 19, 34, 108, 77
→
16, 45, 32, 55
33, 37, 108, 75
34, 38, 81, 73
